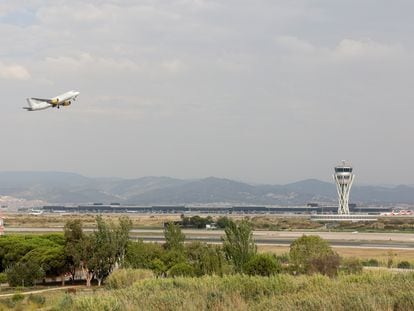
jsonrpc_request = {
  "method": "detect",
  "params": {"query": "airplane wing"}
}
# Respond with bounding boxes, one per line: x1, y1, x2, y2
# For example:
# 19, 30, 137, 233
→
31, 97, 52, 103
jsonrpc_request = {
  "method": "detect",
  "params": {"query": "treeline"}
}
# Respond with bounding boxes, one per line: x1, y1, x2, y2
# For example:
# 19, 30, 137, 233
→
0, 216, 131, 287
0, 216, 412, 288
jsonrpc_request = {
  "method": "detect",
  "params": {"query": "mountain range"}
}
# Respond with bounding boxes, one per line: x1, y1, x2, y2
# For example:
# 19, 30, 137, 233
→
0, 171, 413, 206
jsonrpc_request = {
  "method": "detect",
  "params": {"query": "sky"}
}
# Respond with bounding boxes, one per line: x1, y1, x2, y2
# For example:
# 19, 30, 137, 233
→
1, 0, 414, 185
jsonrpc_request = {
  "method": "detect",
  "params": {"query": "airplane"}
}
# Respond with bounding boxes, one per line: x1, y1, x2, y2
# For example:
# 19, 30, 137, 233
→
24, 90, 80, 111
30, 209, 44, 216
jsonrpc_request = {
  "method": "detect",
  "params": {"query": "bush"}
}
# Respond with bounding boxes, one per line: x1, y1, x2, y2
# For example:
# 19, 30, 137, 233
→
150, 259, 167, 277
55, 293, 73, 311
11, 293, 24, 303
362, 258, 379, 267
106, 269, 154, 289
397, 261, 411, 269
216, 216, 232, 229
168, 263, 195, 277
244, 254, 281, 276
308, 253, 341, 277
289, 235, 336, 274
0, 272, 7, 284
28, 294, 46, 305
341, 257, 363, 274
185, 242, 226, 276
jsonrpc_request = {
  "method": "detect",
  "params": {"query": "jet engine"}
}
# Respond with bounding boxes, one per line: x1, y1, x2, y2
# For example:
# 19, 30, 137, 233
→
51, 98, 59, 104
62, 101, 71, 106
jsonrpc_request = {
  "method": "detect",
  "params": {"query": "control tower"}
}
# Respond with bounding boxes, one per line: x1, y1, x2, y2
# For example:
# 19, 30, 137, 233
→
333, 161, 355, 215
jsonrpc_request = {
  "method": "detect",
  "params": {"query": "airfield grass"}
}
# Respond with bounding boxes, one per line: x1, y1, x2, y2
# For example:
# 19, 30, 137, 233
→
2, 270, 413, 311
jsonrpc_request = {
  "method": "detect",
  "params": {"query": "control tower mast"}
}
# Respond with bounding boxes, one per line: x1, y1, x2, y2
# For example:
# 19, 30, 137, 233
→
333, 161, 355, 215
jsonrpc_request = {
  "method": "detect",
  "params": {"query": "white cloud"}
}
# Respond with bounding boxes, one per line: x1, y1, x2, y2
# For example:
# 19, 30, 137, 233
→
333, 39, 404, 61
0, 62, 30, 80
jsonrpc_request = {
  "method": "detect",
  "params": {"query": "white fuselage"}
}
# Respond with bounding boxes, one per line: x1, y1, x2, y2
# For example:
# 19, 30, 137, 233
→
25, 90, 80, 111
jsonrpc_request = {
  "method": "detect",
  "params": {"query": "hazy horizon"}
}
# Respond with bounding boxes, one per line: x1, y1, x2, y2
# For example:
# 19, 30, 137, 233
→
1, 1, 414, 185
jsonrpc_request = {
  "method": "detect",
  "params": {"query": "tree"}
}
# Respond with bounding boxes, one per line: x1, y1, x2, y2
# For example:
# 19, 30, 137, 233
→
164, 223, 185, 251
222, 220, 256, 273
89, 216, 131, 286
21, 246, 68, 285
126, 240, 165, 269
216, 216, 231, 229
289, 235, 338, 275
6, 261, 44, 287
64, 219, 95, 286
64, 219, 85, 283
244, 253, 281, 276
64, 216, 132, 287
114, 216, 132, 267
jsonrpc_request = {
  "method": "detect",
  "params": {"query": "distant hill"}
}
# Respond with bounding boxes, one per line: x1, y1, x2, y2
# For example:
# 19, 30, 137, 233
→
0, 171, 413, 205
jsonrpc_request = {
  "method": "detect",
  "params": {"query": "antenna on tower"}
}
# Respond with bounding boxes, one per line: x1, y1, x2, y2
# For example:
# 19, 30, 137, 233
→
333, 161, 355, 215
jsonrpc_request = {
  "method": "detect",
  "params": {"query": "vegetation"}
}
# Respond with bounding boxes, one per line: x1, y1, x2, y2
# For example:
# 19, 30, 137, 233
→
244, 253, 281, 276
397, 261, 411, 269
64, 215, 132, 286
6, 261, 45, 287
55, 271, 414, 311
341, 257, 363, 274
1, 214, 414, 310
163, 222, 185, 251
222, 220, 257, 273
180, 215, 214, 228
105, 268, 154, 289
289, 235, 339, 275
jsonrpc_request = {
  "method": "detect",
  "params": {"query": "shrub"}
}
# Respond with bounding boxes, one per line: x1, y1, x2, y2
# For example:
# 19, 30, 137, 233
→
168, 263, 195, 277
11, 293, 24, 303
289, 235, 336, 275
74, 295, 122, 311
341, 257, 363, 274
244, 253, 281, 276
0, 272, 7, 284
309, 253, 341, 277
216, 216, 232, 229
106, 269, 154, 289
150, 259, 167, 277
362, 258, 379, 267
55, 293, 73, 311
397, 261, 411, 269
275, 253, 290, 265
28, 294, 46, 305
185, 242, 226, 276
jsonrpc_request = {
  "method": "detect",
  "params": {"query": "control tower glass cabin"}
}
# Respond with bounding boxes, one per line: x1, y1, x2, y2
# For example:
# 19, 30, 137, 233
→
333, 162, 355, 215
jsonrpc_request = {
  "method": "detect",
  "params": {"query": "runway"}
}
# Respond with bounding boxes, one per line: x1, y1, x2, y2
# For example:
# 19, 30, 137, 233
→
4, 227, 414, 249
